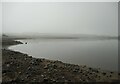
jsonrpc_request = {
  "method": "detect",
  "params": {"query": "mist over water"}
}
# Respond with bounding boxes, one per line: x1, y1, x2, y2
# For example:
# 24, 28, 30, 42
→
9, 38, 118, 72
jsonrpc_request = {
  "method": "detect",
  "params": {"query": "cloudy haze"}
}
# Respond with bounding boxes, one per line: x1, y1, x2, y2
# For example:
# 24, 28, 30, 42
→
2, 2, 118, 36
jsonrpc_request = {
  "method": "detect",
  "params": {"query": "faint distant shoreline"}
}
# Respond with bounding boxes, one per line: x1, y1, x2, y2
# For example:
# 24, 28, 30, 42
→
2, 33, 118, 40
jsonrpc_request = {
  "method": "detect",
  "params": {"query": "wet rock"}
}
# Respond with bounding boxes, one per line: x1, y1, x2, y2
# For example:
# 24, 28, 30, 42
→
10, 61, 13, 65
41, 74, 44, 77
6, 64, 10, 67
73, 68, 79, 72
62, 76, 65, 79
18, 72, 21, 74
44, 65, 48, 69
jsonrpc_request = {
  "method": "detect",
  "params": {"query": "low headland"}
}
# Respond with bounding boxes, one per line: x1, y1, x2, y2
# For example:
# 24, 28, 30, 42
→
2, 35, 120, 83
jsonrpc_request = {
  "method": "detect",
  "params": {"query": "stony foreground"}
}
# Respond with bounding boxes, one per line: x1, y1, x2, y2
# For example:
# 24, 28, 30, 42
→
2, 49, 120, 83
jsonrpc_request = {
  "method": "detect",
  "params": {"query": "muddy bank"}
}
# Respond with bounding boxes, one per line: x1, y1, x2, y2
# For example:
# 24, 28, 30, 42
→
2, 39, 120, 83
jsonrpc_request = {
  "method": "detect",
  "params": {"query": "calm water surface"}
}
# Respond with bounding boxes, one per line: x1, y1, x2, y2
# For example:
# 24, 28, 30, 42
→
9, 39, 118, 71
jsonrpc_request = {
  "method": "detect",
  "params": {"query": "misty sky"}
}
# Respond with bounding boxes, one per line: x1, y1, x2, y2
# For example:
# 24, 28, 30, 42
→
2, 2, 118, 36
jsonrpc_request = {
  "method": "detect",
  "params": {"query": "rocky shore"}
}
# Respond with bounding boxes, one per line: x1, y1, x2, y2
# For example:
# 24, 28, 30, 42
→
2, 38, 23, 47
2, 38, 120, 83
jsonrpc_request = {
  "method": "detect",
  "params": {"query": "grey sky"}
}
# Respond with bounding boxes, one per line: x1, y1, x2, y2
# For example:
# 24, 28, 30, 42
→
2, 2, 118, 36
0, 2, 2, 36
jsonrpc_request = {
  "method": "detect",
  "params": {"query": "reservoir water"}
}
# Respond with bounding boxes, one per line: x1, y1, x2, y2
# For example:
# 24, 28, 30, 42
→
9, 39, 118, 72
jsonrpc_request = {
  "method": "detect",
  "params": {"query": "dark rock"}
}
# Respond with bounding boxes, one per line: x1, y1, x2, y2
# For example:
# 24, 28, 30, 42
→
110, 72, 113, 74
102, 72, 106, 76
43, 78, 48, 82
53, 64, 57, 69
2, 70, 8, 73
89, 67, 92, 70
89, 72, 92, 75
21, 79, 24, 81
29, 56, 32, 58
98, 76, 101, 78
118, 73, 120, 76
109, 75, 112, 77
36, 59, 42, 62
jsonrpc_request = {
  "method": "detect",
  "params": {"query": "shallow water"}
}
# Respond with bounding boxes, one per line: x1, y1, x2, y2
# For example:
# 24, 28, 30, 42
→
9, 39, 118, 71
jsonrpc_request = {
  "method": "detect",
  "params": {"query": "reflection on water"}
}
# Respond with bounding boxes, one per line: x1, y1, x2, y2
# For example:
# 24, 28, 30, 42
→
9, 39, 118, 71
